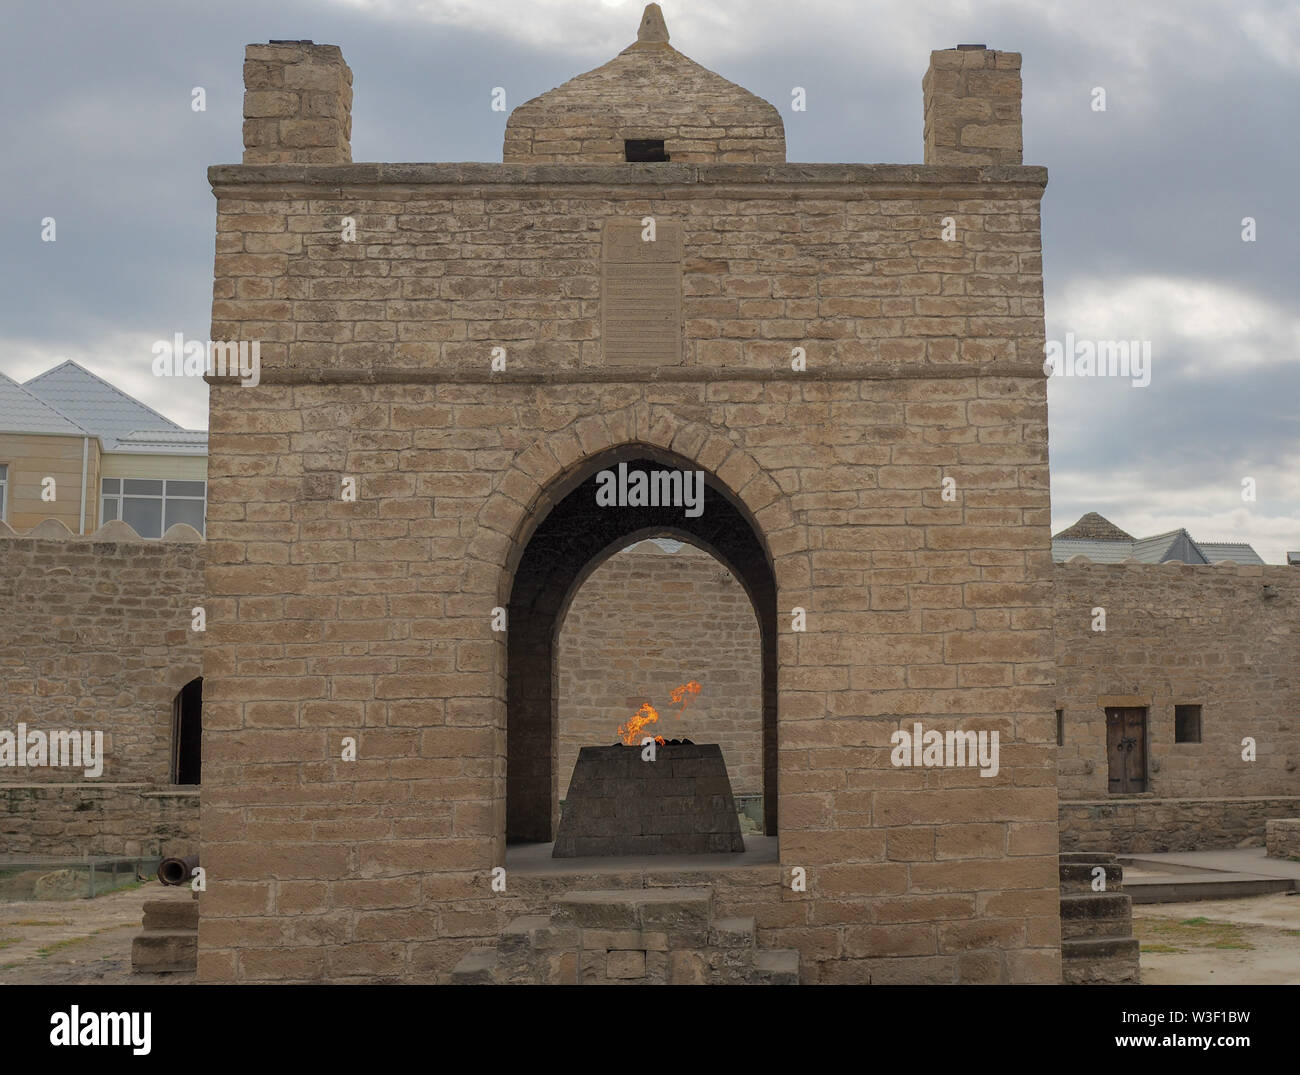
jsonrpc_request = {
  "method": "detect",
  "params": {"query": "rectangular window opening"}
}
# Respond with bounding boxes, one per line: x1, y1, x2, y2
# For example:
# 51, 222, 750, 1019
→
1174, 704, 1202, 743
625, 138, 669, 162
1056, 709, 1064, 747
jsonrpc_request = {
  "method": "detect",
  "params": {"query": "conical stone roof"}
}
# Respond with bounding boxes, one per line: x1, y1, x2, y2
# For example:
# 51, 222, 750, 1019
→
503, 3, 785, 164
1053, 512, 1135, 542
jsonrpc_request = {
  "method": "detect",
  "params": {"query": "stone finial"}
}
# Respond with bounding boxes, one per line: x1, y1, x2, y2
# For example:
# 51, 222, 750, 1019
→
242, 40, 353, 164
637, 3, 670, 44
923, 45, 1022, 165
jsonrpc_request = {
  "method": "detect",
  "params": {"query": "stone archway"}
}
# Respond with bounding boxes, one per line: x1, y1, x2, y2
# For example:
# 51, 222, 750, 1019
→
500, 442, 780, 845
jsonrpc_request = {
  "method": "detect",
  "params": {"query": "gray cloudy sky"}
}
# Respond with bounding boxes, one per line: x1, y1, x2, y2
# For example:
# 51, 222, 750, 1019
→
1, 0, 1296, 559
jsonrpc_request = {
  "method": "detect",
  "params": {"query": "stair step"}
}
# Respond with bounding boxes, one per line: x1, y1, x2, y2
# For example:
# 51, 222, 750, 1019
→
1060, 892, 1133, 939
450, 948, 499, 984
130, 930, 197, 973
1062, 935, 1141, 985
1060, 851, 1117, 864
142, 899, 199, 931
550, 888, 712, 932
1059, 863, 1124, 892
1063, 936, 1140, 960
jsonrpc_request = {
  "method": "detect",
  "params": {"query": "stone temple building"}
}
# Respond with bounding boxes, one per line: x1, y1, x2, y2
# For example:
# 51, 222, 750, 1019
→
3, 4, 1296, 985
199, 4, 1061, 984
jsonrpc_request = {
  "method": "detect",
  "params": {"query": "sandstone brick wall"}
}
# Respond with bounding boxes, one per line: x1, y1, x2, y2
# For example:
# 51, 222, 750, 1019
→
1054, 561, 1300, 800
208, 163, 1046, 376
557, 540, 762, 798
1061, 796, 1300, 854
0, 528, 204, 788
0, 784, 200, 858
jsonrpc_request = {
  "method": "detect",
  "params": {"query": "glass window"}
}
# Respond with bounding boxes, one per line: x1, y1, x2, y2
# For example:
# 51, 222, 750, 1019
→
0, 463, 7, 523
122, 497, 163, 538
166, 480, 206, 498
123, 478, 164, 495
164, 499, 205, 532
99, 476, 204, 537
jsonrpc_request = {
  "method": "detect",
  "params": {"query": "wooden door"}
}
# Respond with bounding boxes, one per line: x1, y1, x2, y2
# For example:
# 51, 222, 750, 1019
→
1105, 707, 1147, 793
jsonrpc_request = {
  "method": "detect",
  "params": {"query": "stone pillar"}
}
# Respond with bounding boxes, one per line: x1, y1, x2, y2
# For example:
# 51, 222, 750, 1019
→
923, 44, 1022, 165
242, 40, 352, 164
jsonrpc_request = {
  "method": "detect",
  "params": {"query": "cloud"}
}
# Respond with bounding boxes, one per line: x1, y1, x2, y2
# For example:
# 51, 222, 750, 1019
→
1049, 274, 1300, 378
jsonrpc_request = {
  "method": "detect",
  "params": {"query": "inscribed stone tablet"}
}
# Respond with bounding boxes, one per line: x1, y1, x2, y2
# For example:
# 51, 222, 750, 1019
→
601, 219, 683, 365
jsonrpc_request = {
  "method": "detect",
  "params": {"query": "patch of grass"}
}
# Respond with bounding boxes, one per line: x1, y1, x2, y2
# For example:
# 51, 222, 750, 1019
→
1140, 943, 1184, 954
1136, 915, 1255, 952
0, 937, 20, 951
35, 936, 91, 959
1282, 930, 1300, 937
32, 923, 123, 960
13, 920, 65, 927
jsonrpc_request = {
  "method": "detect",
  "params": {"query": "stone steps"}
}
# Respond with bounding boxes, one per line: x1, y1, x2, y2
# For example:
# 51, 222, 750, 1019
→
1059, 862, 1124, 892
1061, 937, 1141, 985
1060, 892, 1133, 939
453, 886, 798, 985
131, 893, 198, 974
131, 929, 198, 973
1058, 853, 1140, 985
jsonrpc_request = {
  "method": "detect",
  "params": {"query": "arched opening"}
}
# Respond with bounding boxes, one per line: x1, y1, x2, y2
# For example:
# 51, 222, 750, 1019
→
504, 444, 778, 849
556, 537, 763, 832
171, 676, 202, 785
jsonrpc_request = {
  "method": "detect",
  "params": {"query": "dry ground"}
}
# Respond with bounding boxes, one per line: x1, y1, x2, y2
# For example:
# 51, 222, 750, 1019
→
1136, 893, 1300, 985
0, 882, 192, 985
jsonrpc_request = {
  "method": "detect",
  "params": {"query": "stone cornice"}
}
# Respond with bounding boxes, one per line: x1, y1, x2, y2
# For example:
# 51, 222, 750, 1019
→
208, 161, 1049, 196
205, 362, 1049, 386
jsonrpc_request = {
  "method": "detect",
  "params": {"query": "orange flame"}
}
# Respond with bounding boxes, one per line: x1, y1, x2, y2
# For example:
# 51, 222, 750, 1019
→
617, 681, 702, 745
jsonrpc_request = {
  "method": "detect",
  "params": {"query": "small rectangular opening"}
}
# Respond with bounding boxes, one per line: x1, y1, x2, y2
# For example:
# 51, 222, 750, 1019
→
1174, 704, 1202, 743
1056, 709, 1064, 746
625, 138, 669, 162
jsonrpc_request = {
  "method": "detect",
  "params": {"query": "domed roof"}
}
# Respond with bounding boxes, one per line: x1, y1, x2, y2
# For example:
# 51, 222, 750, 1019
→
504, 4, 785, 164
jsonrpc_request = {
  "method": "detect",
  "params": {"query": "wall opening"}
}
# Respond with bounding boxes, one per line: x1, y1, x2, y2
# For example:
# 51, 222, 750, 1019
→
625, 138, 669, 162
1174, 704, 1202, 743
556, 537, 764, 838
172, 676, 202, 785
504, 445, 778, 849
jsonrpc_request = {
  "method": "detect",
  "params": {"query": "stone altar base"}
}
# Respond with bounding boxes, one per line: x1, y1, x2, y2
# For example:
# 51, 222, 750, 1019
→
553, 743, 745, 857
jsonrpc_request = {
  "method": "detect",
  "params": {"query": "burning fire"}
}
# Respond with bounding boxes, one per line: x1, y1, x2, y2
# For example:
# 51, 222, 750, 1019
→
617, 681, 701, 745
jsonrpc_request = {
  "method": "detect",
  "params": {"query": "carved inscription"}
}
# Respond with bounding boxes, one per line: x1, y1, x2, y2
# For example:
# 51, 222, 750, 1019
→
601, 220, 683, 365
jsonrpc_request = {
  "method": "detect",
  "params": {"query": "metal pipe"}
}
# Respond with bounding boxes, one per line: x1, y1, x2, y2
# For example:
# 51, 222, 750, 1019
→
157, 853, 199, 886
